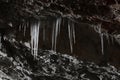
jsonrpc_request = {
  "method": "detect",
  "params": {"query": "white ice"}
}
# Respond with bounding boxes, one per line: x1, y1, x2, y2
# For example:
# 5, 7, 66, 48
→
98, 24, 104, 55
52, 18, 61, 51
68, 20, 76, 53
30, 21, 40, 58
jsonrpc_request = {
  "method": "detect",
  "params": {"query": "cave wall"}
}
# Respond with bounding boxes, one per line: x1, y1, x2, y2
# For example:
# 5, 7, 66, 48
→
0, 0, 120, 68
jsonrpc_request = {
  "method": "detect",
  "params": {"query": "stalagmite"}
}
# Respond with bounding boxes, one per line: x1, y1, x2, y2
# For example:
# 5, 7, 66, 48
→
30, 21, 40, 58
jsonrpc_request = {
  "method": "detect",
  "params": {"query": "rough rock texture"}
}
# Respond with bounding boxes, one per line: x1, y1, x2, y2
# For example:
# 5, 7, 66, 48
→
0, 37, 120, 80
0, 0, 120, 33
0, 0, 120, 73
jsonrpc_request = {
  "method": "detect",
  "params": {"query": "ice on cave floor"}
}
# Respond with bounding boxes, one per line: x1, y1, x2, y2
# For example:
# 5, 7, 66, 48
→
68, 20, 76, 53
52, 18, 61, 51
30, 21, 40, 58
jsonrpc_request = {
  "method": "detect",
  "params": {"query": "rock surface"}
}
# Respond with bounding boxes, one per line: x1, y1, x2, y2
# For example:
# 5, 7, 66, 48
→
0, 38, 120, 80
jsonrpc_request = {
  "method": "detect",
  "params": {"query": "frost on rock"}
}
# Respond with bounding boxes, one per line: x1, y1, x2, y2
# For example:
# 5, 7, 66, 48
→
30, 21, 40, 58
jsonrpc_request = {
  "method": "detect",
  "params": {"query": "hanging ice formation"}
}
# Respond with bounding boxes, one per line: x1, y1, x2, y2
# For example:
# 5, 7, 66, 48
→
52, 17, 61, 51
68, 20, 76, 53
97, 24, 104, 55
30, 21, 40, 58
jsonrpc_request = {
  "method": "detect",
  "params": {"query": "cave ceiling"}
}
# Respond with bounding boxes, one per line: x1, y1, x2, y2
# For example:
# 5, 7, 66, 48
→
0, 0, 120, 35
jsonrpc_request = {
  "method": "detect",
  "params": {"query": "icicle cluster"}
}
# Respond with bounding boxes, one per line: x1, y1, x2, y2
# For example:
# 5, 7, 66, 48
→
51, 18, 76, 53
52, 17, 62, 51
68, 20, 76, 53
30, 21, 40, 58
18, 17, 76, 57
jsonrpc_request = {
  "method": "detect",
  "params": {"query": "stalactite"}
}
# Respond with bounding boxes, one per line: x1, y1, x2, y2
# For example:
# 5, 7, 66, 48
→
30, 21, 40, 58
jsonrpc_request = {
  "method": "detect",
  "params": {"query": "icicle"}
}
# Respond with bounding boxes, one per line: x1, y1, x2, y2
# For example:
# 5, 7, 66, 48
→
68, 20, 73, 53
54, 19, 59, 51
72, 22, 76, 44
100, 33, 104, 55
30, 21, 40, 58
51, 17, 61, 51
52, 23, 55, 50
98, 24, 104, 55
67, 20, 76, 53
